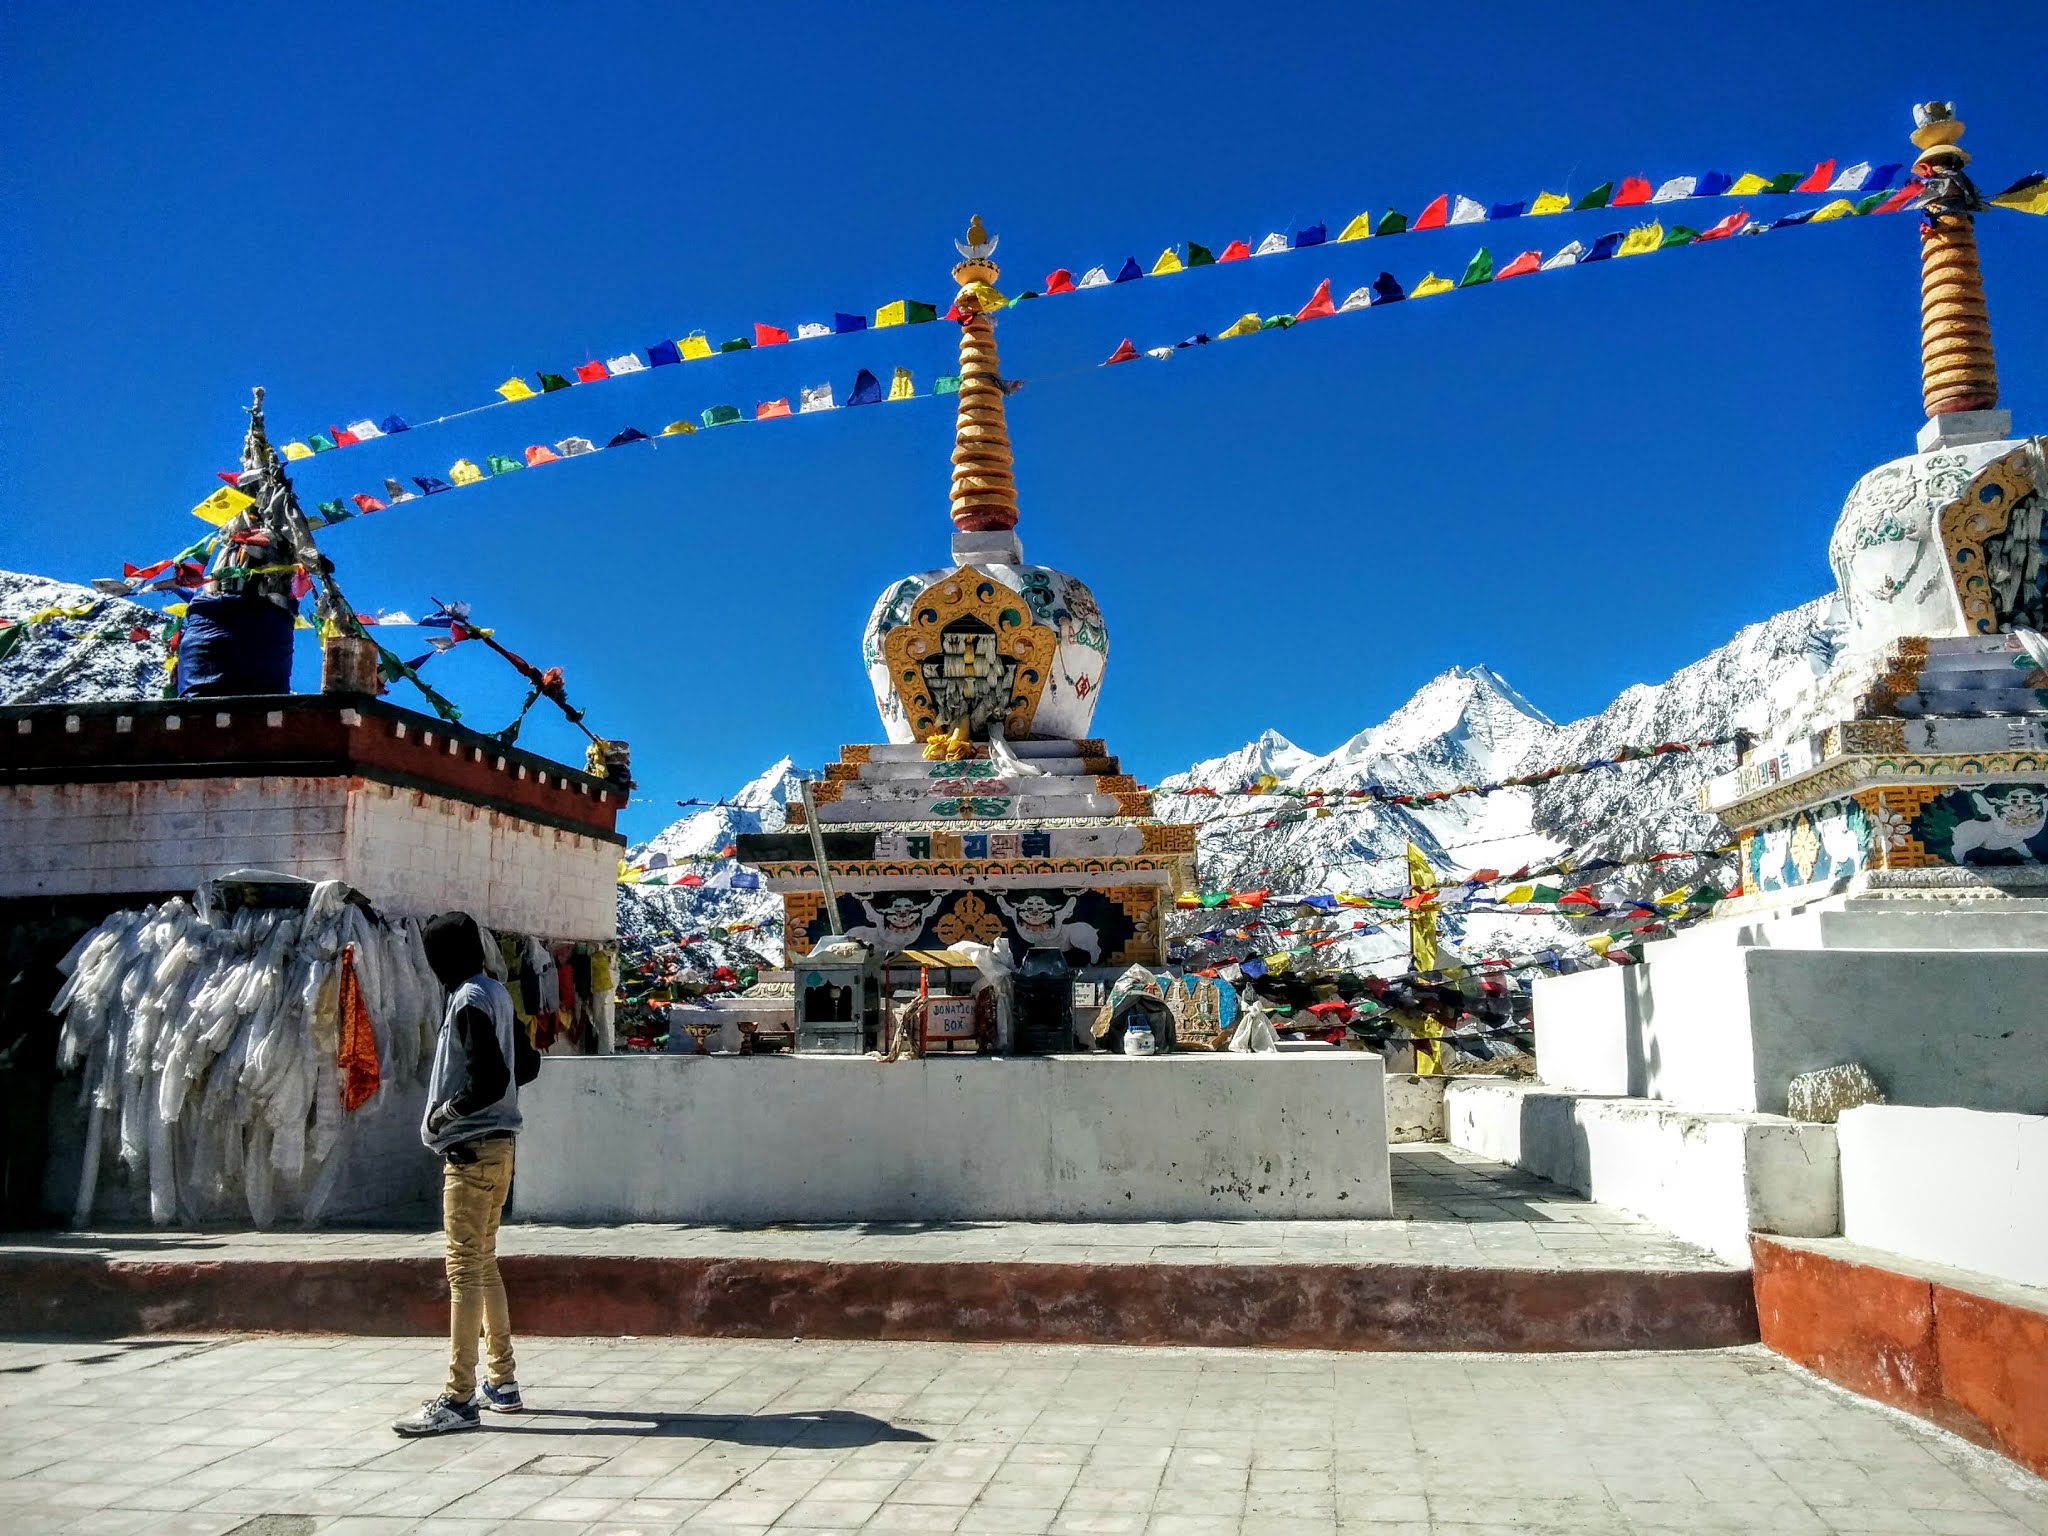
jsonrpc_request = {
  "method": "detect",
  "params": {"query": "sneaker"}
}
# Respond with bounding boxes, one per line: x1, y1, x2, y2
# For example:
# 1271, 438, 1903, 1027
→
391, 1393, 481, 1437
478, 1379, 524, 1413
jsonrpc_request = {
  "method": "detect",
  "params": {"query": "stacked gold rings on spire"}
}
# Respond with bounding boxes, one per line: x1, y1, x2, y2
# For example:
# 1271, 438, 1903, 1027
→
948, 216, 1021, 533
1910, 105, 2000, 418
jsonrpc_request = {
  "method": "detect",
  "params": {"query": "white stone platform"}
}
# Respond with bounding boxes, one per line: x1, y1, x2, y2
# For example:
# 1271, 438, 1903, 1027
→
1531, 887, 2048, 1116
513, 1053, 1392, 1223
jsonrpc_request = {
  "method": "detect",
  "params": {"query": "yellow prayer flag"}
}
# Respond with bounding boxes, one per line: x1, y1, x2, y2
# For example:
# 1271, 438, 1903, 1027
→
1218, 313, 1262, 338
1529, 191, 1570, 216
888, 367, 915, 401
658, 420, 697, 436
1502, 885, 1534, 905
23, 602, 96, 625
496, 377, 537, 402
1586, 933, 1616, 956
1727, 172, 1772, 196
1406, 843, 1440, 975
1992, 180, 2048, 215
1150, 248, 1184, 276
190, 485, 255, 526
1335, 212, 1373, 242
679, 333, 714, 361
1809, 198, 1858, 222
450, 459, 484, 486
1617, 222, 1663, 257
1410, 274, 1455, 298
1263, 951, 1291, 975
875, 300, 908, 329
281, 442, 315, 461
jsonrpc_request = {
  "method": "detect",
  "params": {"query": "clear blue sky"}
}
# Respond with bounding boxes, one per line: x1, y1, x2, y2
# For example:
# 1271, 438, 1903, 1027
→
4, 2, 2043, 845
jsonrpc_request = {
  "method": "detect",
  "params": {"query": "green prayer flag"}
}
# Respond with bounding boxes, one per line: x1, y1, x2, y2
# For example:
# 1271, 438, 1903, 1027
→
316, 498, 352, 524
487, 454, 523, 475
308, 433, 335, 453
718, 337, 752, 353
538, 372, 572, 393
1260, 314, 1295, 330
701, 404, 742, 427
1763, 172, 1800, 194
1659, 226, 1697, 248
0, 624, 27, 664
1187, 241, 1215, 266
1855, 190, 1889, 214
933, 375, 962, 394
1374, 210, 1407, 236
1200, 893, 1230, 908
1458, 248, 1494, 285
904, 300, 939, 324
1573, 182, 1614, 210
1006, 290, 1039, 304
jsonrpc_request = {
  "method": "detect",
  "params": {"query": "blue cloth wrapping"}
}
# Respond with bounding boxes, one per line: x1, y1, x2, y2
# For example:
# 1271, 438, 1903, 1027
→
175, 593, 294, 698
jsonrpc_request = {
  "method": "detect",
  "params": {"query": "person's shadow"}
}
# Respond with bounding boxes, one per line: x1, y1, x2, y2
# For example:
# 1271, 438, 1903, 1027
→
495, 1409, 929, 1447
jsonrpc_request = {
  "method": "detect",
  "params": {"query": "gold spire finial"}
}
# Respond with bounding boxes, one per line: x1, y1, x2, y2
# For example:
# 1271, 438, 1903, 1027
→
947, 218, 1017, 534
1911, 102, 1998, 419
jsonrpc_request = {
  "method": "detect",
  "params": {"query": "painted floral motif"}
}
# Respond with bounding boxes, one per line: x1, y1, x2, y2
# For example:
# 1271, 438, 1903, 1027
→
934, 891, 1004, 947
1869, 803, 1914, 851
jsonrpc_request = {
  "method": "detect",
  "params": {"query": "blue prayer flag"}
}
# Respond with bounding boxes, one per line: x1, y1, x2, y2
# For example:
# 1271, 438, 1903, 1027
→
1862, 162, 1904, 191
1583, 232, 1623, 262
1695, 171, 1733, 198
1369, 272, 1406, 304
833, 312, 867, 334
377, 415, 410, 435
1489, 201, 1526, 220
647, 340, 681, 367
413, 475, 453, 495
1293, 222, 1327, 247
1114, 256, 1144, 282
606, 428, 649, 447
846, 368, 885, 406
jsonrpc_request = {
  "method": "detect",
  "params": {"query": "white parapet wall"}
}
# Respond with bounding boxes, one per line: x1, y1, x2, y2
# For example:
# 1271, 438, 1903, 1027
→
1837, 1105, 2048, 1290
514, 1054, 1392, 1223
1444, 1079, 1838, 1267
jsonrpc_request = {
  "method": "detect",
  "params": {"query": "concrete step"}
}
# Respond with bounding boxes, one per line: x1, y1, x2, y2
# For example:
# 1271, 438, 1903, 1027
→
1894, 689, 2048, 716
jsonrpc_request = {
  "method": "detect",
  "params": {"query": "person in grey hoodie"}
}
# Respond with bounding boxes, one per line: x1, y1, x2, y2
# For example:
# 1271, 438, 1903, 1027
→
393, 912, 540, 1437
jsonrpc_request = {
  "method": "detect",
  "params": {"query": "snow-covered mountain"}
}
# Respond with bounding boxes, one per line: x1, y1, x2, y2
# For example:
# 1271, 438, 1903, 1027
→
1, 569, 168, 705
1161, 595, 1844, 972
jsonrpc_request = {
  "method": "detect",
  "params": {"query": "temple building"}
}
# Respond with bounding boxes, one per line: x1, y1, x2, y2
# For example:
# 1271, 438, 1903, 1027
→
736, 220, 1198, 1011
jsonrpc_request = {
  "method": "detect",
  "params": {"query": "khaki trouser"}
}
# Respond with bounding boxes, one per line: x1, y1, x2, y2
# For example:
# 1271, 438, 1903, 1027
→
442, 1136, 516, 1400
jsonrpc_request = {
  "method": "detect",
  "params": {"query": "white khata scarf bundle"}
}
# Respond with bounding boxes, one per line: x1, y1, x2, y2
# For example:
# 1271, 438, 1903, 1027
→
50, 880, 456, 1228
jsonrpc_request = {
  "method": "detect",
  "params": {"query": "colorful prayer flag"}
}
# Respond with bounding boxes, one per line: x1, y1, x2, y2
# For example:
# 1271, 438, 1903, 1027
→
344, 419, 383, 441
888, 367, 915, 400
1294, 222, 1328, 246
308, 433, 335, 453
413, 475, 453, 495
447, 459, 483, 485
1650, 176, 1697, 203
1695, 209, 1747, 241
1808, 198, 1858, 222
1218, 239, 1252, 261
486, 455, 521, 475
1410, 273, 1454, 298
1495, 250, 1543, 280
555, 436, 597, 456
525, 444, 561, 465
755, 399, 791, 420
384, 478, 417, 503
1794, 159, 1836, 193
1114, 256, 1144, 281
1574, 182, 1614, 210
718, 337, 751, 352
282, 442, 315, 461
351, 493, 386, 513
648, 340, 681, 366
1458, 248, 1493, 285
754, 323, 789, 347
1187, 241, 1216, 265
1616, 223, 1663, 256
190, 486, 255, 525
799, 383, 834, 413
1253, 232, 1288, 255
700, 405, 742, 428
846, 368, 884, 406
379, 415, 411, 435
328, 424, 360, 448
1991, 173, 2048, 214
1151, 248, 1183, 275
794, 322, 831, 340
658, 421, 696, 436
679, 334, 714, 361
1103, 338, 1139, 365
1294, 278, 1336, 320
1660, 225, 1697, 247
1412, 195, 1449, 231
1043, 269, 1076, 293
1369, 272, 1406, 304
539, 372, 573, 392
1582, 232, 1624, 262
497, 378, 537, 402
1612, 176, 1653, 207
1077, 266, 1111, 287
1217, 313, 1262, 338
607, 353, 647, 375
1335, 213, 1372, 242
1489, 201, 1526, 220
1528, 191, 1569, 215
1448, 196, 1486, 225
606, 427, 649, 446
933, 374, 961, 394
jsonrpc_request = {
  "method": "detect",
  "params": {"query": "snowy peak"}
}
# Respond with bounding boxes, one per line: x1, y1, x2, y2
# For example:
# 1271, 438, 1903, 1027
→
1162, 727, 1315, 795
635, 757, 814, 866
732, 755, 807, 818
1310, 664, 1557, 789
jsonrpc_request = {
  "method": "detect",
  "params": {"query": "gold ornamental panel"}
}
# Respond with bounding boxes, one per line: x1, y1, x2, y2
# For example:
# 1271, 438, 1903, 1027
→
1939, 448, 2040, 636
881, 568, 1057, 739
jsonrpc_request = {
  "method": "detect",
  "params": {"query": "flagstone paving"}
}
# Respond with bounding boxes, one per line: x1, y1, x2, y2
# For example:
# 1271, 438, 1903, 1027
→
1, 1333, 2042, 1535
0, 1146, 1729, 1273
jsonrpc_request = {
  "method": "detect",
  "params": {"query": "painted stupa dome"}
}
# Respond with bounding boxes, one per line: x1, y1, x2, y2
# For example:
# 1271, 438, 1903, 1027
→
860, 217, 1110, 745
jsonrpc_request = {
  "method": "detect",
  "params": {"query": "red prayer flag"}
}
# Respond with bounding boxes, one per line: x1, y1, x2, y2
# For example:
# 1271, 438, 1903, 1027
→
1495, 250, 1543, 280
124, 559, 172, 580
1794, 159, 1836, 193
351, 493, 386, 513
754, 323, 789, 347
127, 624, 150, 642
1874, 181, 1922, 214
329, 424, 359, 447
1293, 279, 1336, 321
756, 398, 792, 419
1217, 240, 1251, 262
525, 444, 561, 466
1102, 338, 1139, 365
1044, 268, 1076, 293
1611, 177, 1653, 207
1695, 209, 1748, 241
943, 304, 962, 322
216, 471, 242, 486
575, 360, 609, 383
1411, 194, 1449, 230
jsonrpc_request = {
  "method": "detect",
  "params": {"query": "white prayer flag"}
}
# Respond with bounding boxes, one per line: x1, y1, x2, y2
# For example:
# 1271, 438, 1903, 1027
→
345, 418, 383, 441
1828, 161, 1872, 192
1448, 195, 1487, 225
795, 322, 832, 340
555, 437, 597, 457
1145, 347, 1174, 360
1077, 266, 1111, 287
1650, 176, 1697, 203
1339, 286, 1373, 311
1254, 232, 1289, 255
606, 353, 647, 374
799, 383, 834, 413
1539, 241, 1586, 271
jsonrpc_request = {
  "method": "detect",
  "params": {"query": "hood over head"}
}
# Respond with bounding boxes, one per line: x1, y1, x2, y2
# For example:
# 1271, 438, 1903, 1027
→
422, 911, 488, 990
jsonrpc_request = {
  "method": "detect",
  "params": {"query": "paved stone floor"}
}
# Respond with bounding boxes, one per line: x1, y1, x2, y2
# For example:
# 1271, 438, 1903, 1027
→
1, 1334, 2043, 1535
0, 1147, 1728, 1273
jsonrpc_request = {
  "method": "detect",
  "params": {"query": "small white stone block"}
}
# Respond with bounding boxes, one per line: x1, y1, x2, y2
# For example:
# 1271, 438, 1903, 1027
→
164, 715, 181, 730
1785, 1062, 1886, 1124
115, 717, 132, 733
1915, 408, 2013, 452
214, 713, 229, 728
266, 711, 283, 727
64, 716, 80, 733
